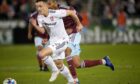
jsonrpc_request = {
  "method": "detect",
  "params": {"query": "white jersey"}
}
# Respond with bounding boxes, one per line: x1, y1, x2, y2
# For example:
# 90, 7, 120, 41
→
37, 9, 69, 42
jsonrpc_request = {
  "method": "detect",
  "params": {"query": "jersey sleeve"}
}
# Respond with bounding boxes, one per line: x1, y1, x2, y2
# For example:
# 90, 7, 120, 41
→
50, 9, 67, 18
37, 15, 43, 27
29, 11, 38, 19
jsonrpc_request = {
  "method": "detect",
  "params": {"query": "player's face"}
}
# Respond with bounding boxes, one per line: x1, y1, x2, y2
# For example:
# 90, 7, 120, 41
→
35, 1, 48, 15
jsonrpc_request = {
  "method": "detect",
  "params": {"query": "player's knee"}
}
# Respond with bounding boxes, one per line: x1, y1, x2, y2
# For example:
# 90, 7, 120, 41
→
37, 46, 43, 51
75, 65, 81, 68
56, 63, 63, 69
74, 62, 81, 68
65, 47, 72, 56
54, 60, 63, 69
38, 52, 45, 59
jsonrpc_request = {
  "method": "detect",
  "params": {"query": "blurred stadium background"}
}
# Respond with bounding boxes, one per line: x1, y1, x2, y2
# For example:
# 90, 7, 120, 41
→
0, 0, 140, 44
0, 0, 140, 84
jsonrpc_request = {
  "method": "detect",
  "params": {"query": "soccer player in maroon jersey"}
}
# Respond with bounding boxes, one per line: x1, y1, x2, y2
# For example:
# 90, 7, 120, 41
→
48, 0, 114, 84
28, 11, 49, 71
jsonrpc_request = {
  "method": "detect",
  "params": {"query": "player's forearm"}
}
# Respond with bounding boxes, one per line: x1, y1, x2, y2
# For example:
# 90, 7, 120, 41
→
29, 18, 45, 34
71, 14, 83, 31
68, 11, 81, 26
67, 10, 83, 31
73, 15, 81, 25
28, 23, 33, 34
33, 25, 45, 34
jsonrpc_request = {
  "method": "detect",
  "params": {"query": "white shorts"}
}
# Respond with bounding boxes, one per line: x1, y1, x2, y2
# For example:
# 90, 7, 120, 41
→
52, 52, 65, 60
45, 38, 68, 60
34, 36, 43, 47
68, 33, 81, 56
69, 32, 81, 44
68, 43, 81, 56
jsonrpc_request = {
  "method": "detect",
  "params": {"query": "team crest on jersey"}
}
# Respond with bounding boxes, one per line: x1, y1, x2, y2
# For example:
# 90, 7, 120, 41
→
50, 16, 54, 21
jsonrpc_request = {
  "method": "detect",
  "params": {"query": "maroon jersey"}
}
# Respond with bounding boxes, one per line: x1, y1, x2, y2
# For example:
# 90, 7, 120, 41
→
59, 6, 82, 35
30, 11, 49, 39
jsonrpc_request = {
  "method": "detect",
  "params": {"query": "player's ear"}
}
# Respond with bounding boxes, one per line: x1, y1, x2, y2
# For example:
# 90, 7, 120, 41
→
66, 10, 76, 16
66, 10, 71, 16
44, 2, 49, 6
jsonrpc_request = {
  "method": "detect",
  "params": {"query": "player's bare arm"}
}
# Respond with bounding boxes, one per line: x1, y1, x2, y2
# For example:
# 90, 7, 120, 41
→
29, 18, 45, 34
66, 10, 83, 32
27, 23, 33, 40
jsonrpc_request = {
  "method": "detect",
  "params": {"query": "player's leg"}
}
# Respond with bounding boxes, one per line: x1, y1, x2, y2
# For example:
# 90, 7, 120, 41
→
66, 33, 81, 83
41, 39, 69, 82
71, 45, 104, 69
65, 47, 78, 81
53, 51, 73, 83
72, 55, 114, 71
54, 59, 74, 84
70, 42, 114, 71
73, 55, 104, 68
37, 46, 49, 71
37, 46, 43, 70
39, 46, 60, 82
34, 36, 49, 71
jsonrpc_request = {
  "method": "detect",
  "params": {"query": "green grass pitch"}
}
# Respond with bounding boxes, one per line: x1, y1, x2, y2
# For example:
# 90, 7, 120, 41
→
0, 44, 140, 84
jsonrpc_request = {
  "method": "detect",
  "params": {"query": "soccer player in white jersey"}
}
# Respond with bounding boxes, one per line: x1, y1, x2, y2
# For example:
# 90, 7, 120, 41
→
30, 0, 83, 83
30, 18, 74, 83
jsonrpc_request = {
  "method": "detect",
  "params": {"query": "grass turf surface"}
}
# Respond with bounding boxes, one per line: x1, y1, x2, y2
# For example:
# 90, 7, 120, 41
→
0, 44, 140, 84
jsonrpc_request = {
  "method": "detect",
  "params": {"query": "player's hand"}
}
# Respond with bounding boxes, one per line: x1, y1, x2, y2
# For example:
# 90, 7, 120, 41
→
77, 23, 83, 32
28, 33, 32, 40
42, 39, 48, 45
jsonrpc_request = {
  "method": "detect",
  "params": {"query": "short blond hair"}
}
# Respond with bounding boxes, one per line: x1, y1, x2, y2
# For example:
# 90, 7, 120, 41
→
47, 0, 58, 9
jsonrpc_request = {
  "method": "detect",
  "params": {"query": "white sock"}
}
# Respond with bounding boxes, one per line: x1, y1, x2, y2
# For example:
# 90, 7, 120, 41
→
43, 56, 58, 72
102, 59, 106, 65
59, 65, 74, 83
74, 77, 79, 82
